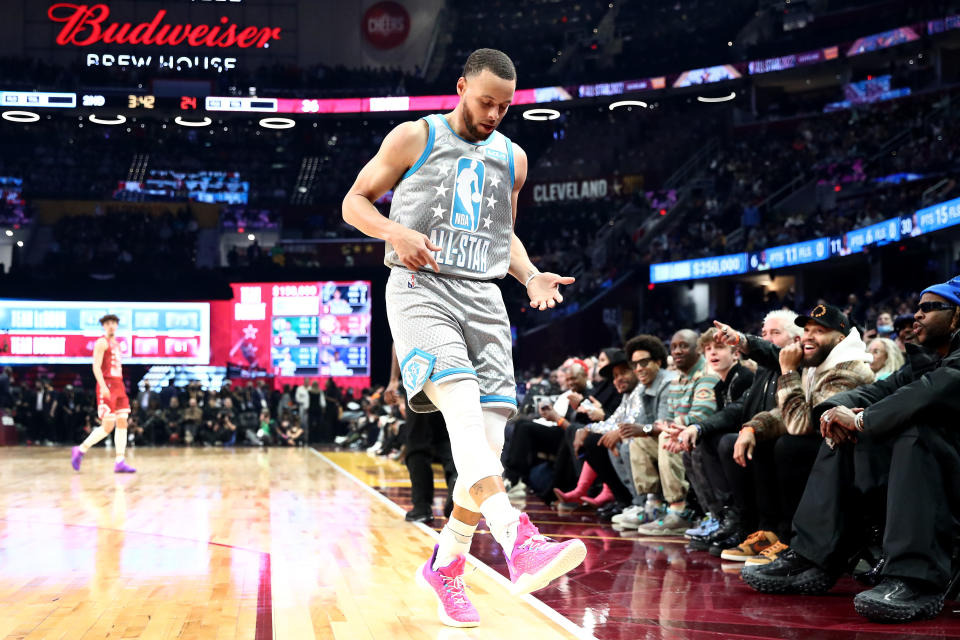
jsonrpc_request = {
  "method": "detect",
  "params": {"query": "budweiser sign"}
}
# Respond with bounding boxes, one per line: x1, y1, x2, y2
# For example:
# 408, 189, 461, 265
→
47, 3, 282, 49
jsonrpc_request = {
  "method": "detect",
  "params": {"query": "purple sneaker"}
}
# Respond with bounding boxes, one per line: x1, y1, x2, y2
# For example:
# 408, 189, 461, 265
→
71, 446, 84, 471
415, 545, 479, 628
507, 513, 587, 595
114, 459, 136, 473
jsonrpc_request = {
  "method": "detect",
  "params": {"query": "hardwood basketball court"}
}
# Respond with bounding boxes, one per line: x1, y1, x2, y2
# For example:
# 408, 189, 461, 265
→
2, 446, 958, 640
0, 447, 584, 640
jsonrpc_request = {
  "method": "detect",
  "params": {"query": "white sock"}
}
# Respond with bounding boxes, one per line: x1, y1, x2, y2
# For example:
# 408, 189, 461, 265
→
79, 427, 110, 453
114, 428, 127, 461
479, 493, 521, 558
434, 516, 478, 570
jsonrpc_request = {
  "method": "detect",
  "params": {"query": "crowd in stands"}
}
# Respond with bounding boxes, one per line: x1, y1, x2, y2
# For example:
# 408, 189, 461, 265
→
649, 87, 960, 265
43, 208, 198, 278
0, 373, 358, 449
501, 279, 957, 622
1, 0, 954, 98
338, 272, 960, 623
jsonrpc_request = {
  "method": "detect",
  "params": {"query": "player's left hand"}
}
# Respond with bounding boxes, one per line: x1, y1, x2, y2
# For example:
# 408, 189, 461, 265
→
527, 273, 575, 311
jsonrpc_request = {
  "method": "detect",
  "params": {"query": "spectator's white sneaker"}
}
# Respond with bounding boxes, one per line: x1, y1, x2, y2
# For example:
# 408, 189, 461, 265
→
505, 480, 528, 498
611, 505, 642, 526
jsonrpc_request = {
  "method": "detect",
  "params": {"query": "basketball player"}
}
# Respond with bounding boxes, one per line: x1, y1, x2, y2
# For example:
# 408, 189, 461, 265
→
70, 314, 136, 473
343, 48, 586, 628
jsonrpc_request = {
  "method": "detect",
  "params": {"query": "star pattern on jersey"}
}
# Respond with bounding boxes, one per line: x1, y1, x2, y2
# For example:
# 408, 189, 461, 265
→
482, 216, 493, 229
437, 164, 451, 177
434, 185, 449, 198
242, 324, 258, 340
431, 203, 446, 218
486, 195, 498, 209
489, 175, 502, 189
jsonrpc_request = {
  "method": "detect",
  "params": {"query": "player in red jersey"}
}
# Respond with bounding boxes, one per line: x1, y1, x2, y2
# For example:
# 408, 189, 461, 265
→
70, 314, 136, 473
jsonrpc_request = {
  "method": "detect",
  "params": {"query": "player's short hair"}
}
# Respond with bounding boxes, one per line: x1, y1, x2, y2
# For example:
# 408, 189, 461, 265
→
624, 334, 668, 367
99, 314, 120, 326
463, 48, 516, 81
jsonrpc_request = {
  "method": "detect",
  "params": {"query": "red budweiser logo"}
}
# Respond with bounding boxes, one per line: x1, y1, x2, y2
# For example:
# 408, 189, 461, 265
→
47, 3, 282, 49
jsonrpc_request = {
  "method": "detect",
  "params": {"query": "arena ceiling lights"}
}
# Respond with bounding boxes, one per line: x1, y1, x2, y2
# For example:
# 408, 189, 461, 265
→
697, 92, 737, 103
258, 117, 295, 130
522, 108, 560, 121
88, 114, 126, 125
2, 110, 40, 123
174, 116, 213, 128
608, 100, 648, 110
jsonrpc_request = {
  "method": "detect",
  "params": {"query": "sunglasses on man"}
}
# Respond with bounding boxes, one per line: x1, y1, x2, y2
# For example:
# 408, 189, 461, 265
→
918, 301, 957, 313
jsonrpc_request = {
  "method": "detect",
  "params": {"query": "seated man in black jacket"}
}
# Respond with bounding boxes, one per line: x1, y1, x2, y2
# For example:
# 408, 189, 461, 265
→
743, 277, 960, 623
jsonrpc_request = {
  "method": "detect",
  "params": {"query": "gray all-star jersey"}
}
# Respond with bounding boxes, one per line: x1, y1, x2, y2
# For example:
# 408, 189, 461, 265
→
384, 113, 515, 280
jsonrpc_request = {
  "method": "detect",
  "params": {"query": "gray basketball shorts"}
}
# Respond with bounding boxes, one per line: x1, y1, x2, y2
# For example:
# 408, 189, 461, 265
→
386, 267, 518, 418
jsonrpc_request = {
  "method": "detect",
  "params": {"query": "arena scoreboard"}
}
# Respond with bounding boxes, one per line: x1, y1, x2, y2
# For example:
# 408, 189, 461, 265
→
224, 281, 371, 378
0, 300, 210, 364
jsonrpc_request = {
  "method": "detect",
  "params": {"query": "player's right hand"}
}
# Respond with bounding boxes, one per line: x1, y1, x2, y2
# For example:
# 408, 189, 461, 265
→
392, 227, 441, 272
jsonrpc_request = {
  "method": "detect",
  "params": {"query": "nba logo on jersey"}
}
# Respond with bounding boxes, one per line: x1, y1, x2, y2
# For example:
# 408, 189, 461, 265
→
408, 273, 416, 288
451, 156, 485, 233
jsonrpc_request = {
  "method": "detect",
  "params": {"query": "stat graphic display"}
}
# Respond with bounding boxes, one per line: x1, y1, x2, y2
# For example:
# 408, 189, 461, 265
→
224, 281, 371, 379
0, 301, 210, 364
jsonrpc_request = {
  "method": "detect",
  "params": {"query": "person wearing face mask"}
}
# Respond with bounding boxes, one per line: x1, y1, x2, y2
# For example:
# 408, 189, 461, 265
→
875, 311, 896, 339
744, 277, 960, 624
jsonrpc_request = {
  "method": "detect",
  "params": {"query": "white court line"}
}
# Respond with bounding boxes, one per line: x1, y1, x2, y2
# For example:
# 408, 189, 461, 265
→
307, 447, 597, 640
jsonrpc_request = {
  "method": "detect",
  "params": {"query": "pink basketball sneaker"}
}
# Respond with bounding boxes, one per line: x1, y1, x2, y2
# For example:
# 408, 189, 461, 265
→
507, 513, 587, 595
415, 545, 480, 628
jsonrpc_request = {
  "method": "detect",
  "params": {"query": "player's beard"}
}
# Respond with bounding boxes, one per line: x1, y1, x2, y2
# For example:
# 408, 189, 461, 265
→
462, 103, 494, 141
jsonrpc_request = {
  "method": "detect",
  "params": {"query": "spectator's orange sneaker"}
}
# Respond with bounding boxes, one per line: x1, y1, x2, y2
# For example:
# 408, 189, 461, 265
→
720, 530, 779, 562
744, 540, 789, 566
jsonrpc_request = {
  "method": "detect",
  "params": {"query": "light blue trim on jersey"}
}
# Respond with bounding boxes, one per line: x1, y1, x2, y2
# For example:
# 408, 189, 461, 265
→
430, 367, 477, 382
438, 114, 495, 146
399, 348, 436, 396
480, 395, 518, 406
401, 116, 436, 181
505, 137, 516, 189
